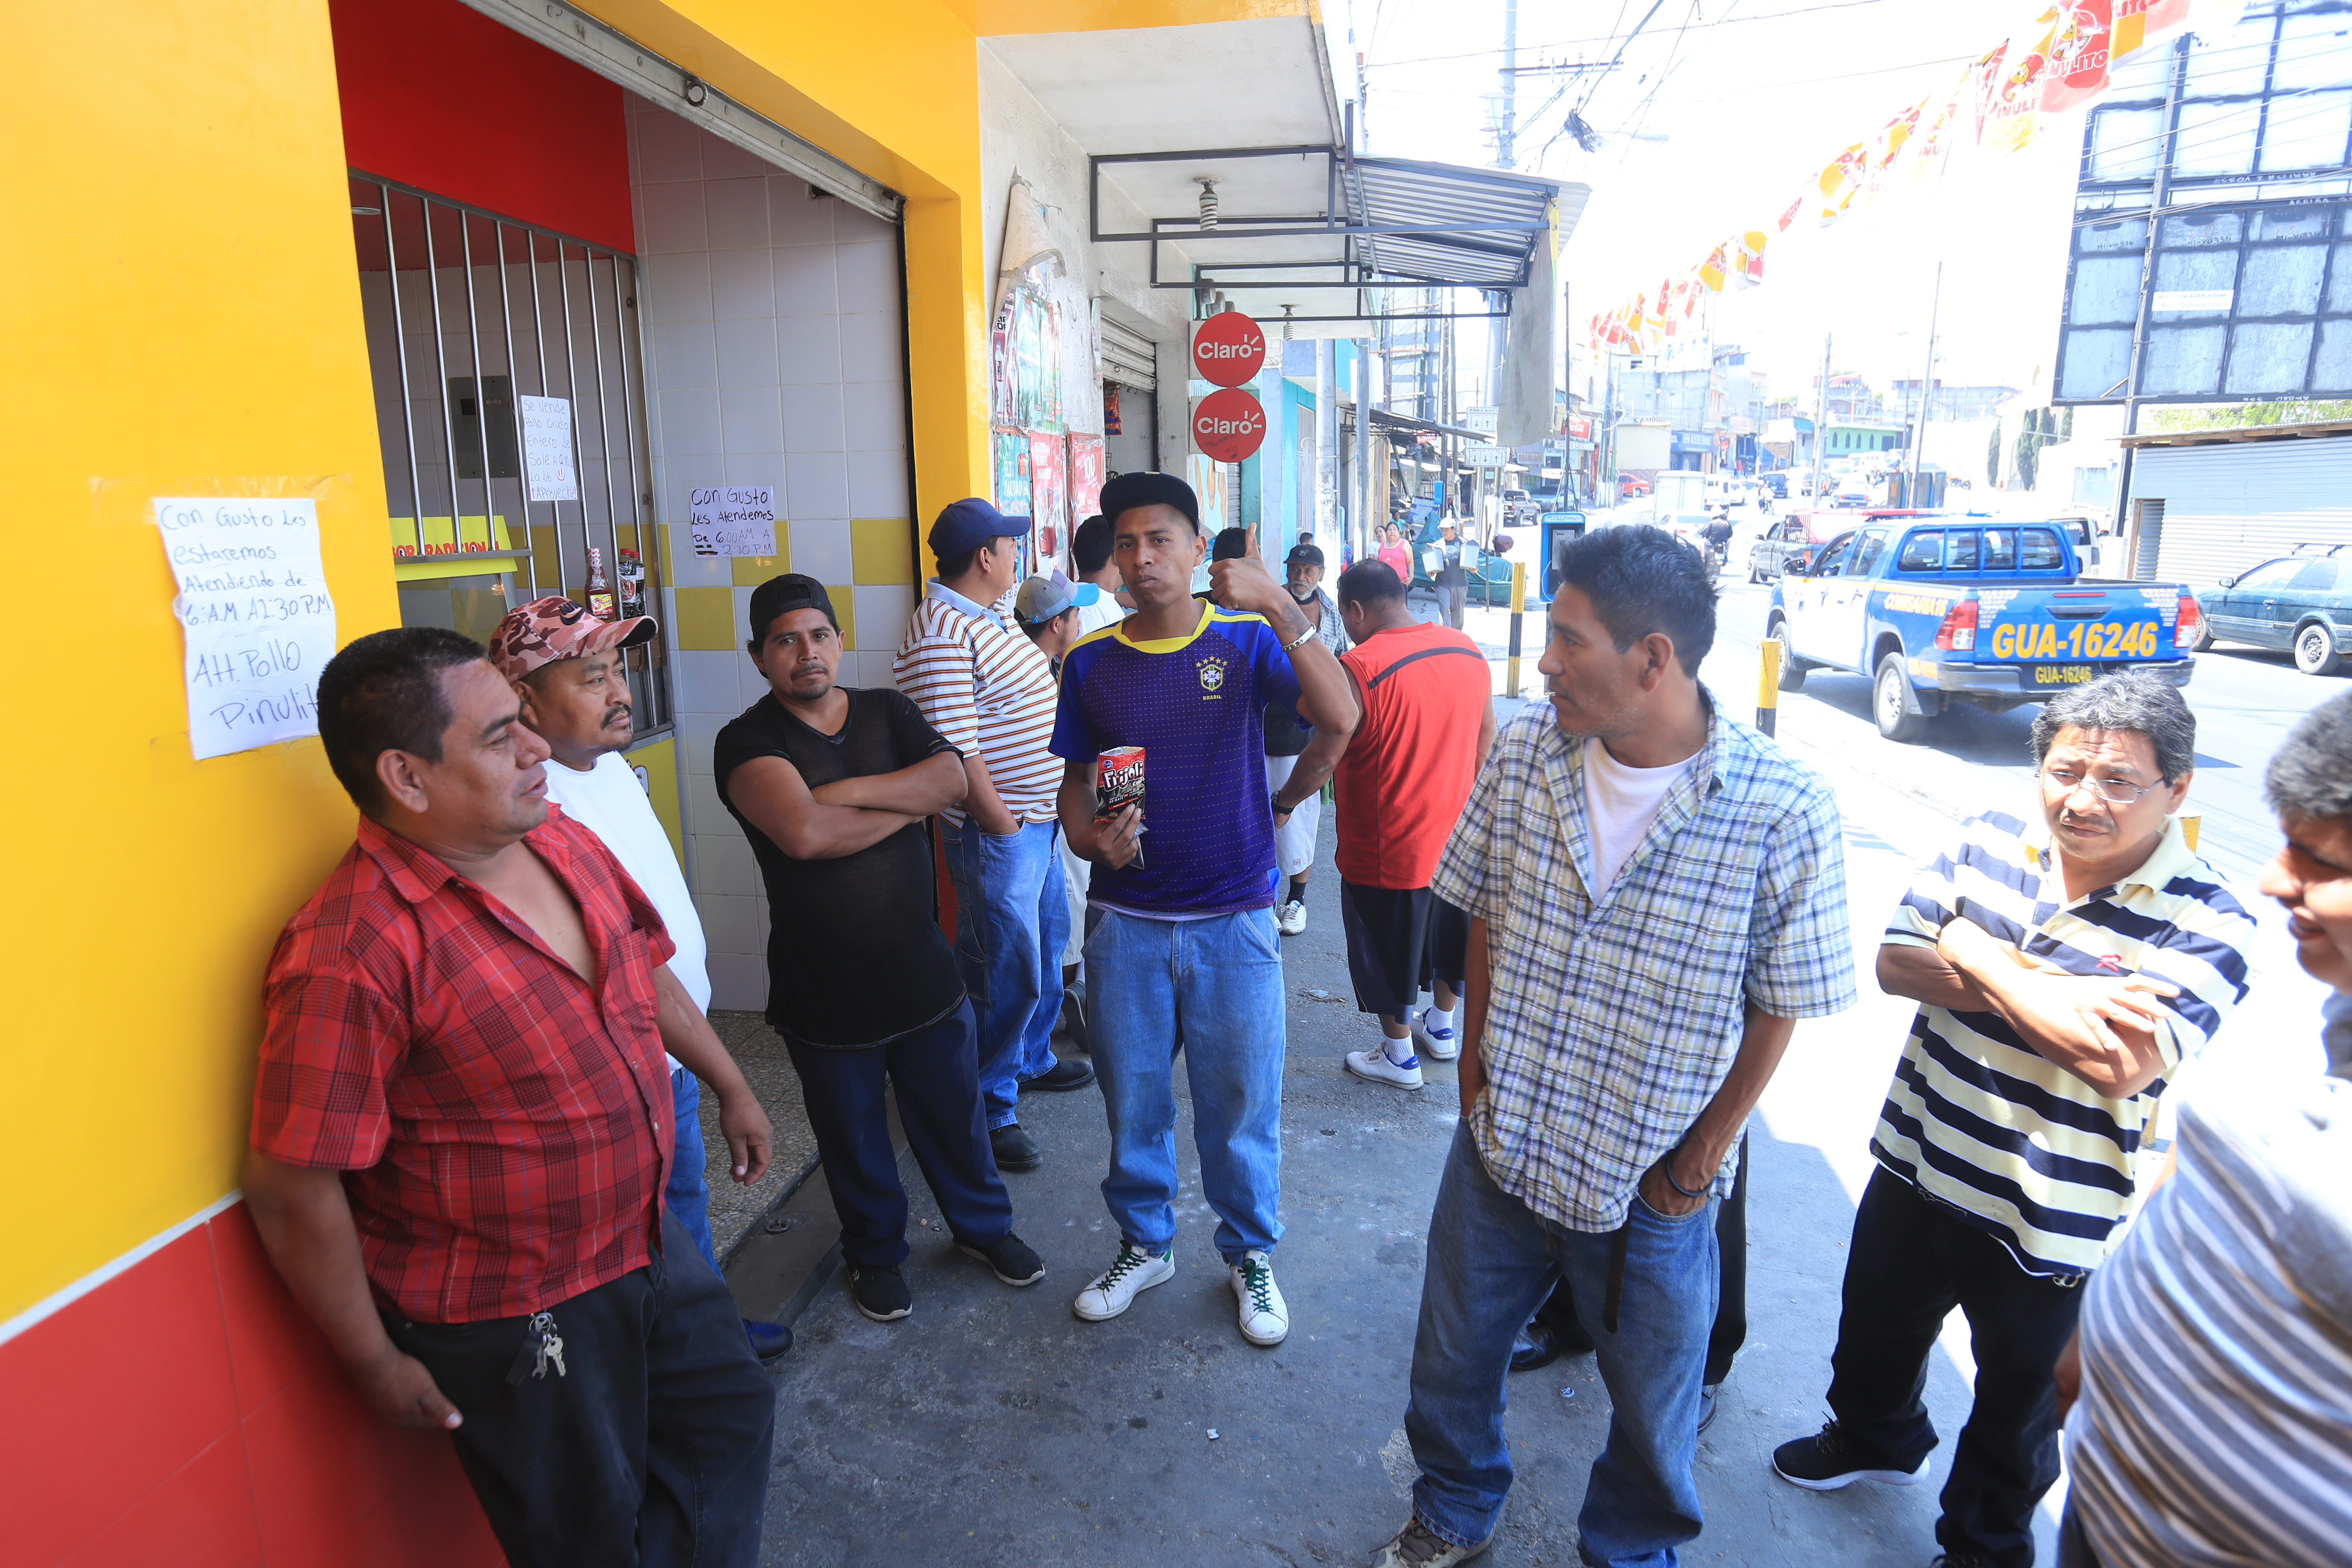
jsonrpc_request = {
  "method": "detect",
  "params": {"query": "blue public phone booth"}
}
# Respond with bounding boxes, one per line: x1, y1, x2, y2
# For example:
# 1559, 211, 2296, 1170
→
1535, 511, 1586, 604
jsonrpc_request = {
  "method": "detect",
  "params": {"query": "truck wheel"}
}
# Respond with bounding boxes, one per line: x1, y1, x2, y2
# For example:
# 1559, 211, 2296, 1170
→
2191, 619, 2214, 652
2295, 622, 2343, 677
1746, 559, 1762, 584
1874, 653, 1929, 743
1769, 621, 1807, 691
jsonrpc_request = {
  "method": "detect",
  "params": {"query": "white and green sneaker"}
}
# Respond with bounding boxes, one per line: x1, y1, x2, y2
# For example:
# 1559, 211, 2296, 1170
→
1370, 1516, 1492, 1567
1230, 1249, 1289, 1346
1072, 1242, 1175, 1322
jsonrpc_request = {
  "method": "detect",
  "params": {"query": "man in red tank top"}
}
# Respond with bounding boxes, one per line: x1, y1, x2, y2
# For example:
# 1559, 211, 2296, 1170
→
1271, 560, 1494, 1090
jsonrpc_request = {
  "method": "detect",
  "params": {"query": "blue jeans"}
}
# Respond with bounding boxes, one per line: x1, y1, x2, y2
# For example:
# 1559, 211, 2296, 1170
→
1406, 1122, 1718, 1568
940, 818, 1069, 1130
668, 1067, 720, 1272
1083, 905, 1285, 1264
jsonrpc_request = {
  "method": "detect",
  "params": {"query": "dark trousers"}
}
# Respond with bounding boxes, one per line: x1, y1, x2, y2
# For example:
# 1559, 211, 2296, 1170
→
785, 998, 1014, 1269
383, 1212, 775, 1568
1828, 1166, 2085, 1568
1538, 1130, 1748, 1384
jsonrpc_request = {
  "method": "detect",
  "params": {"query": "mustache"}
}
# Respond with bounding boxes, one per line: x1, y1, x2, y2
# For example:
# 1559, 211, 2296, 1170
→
602, 704, 631, 726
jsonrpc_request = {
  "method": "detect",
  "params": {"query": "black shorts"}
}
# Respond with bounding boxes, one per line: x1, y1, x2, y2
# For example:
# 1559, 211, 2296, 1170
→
1428, 897, 1470, 989
1341, 882, 1432, 1021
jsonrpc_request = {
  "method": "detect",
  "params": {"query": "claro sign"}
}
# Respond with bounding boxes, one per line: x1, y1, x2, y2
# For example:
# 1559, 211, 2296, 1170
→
1192, 388, 1267, 463
1191, 310, 1265, 387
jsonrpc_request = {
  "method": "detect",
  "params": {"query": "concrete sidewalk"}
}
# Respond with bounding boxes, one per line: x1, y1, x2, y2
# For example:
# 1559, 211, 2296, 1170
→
722, 791, 2045, 1568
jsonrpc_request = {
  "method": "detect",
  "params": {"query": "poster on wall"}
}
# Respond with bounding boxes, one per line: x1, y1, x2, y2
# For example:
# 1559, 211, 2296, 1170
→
155, 496, 338, 760
1185, 454, 1229, 534
687, 485, 777, 557
516, 395, 577, 502
989, 179, 1103, 441
1028, 433, 1068, 564
1068, 434, 1105, 525
992, 427, 1034, 578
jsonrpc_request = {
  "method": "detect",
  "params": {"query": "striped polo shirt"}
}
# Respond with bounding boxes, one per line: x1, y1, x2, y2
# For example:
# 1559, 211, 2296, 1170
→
1875, 811, 2257, 1277
893, 580, 1061, 825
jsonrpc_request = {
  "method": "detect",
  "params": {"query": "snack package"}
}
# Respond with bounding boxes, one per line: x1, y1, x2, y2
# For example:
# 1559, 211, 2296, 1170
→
1095, 745, 1145, 868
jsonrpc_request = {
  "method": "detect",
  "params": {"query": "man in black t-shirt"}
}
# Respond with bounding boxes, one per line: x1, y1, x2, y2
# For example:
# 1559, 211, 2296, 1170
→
715, 574, 1042, 1325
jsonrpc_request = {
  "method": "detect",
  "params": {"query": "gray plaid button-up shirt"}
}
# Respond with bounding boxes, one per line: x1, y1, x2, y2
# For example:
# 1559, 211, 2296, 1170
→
1430, 691, 1856, 1233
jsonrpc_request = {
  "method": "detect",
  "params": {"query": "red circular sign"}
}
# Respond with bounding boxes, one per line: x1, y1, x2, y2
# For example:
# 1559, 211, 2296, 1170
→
1193, 388, 1267, 462
1191, 311, 1265, 387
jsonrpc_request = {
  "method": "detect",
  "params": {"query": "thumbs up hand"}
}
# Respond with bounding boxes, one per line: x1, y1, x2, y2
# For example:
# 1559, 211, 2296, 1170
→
1208, 527, 1288, 621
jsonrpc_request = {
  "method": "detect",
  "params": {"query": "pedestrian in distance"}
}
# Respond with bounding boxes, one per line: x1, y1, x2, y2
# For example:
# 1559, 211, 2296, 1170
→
489, 595, 792, 1364
1265, 540, 1351, 937
1018, 569, 1106, 1051
1772, 671, 2258, 1568
895, 501, 1096, 1180
2052, 692, 2352, 1568
720, 574, 1044, 1325
1265, 557, 1491, 1090
1069, 513, 1128, 637
1373, 524, 1856, 1568
243, 628, 777, 1568
1054, 471, 1359, 1348
1014, 569, 1099, 669
1432, 518, 1472, 629
1377, 523, 1413, 586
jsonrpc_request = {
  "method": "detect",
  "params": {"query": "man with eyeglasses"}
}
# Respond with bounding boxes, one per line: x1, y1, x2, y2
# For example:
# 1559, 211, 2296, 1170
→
1772, 671, 2257, 1568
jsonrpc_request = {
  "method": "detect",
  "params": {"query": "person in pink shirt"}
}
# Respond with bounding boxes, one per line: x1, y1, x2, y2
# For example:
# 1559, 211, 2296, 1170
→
1376, 523, 1412, 585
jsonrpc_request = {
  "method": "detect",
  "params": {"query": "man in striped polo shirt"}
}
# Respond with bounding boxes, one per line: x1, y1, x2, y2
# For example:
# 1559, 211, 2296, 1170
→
896, 499, 1096, 1179
1773, 671, 2257, 1568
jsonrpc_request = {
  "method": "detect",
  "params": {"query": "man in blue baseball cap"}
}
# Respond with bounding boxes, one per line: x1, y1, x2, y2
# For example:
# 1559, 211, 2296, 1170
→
896, 499, 1096, 1180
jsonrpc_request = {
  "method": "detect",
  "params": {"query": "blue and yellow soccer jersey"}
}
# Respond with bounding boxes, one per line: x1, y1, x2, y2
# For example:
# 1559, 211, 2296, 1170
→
1051, 601, 1305, 916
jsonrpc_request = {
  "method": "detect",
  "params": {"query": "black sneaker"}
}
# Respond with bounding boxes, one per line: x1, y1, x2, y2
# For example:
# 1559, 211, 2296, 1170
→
1020, 1058, 1096, 1093
991, 1123, 1042, 1172
846, 1264, 912, 1323
1697, 1382, 1721, 1435
959, 1231, 1046, 1286
744, 1317, 794, 1363
1509, 1321, 1561, 1373
1771, 1421, 1929, 1490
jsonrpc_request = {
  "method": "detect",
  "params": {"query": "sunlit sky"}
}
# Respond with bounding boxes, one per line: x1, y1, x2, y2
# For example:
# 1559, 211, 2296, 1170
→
1334, 0, 2094, 406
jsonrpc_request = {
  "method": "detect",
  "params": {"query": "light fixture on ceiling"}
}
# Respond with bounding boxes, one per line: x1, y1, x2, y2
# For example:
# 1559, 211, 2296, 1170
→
1197, 178, 1219, 231
351, 205, 382, 216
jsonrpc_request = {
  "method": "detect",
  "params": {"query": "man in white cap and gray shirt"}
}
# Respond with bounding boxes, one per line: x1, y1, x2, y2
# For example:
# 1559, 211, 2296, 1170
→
489, 595, 791, 1362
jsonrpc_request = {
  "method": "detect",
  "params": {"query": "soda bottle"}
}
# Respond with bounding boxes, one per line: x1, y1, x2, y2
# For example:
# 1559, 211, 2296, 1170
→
585, 546, 618, 622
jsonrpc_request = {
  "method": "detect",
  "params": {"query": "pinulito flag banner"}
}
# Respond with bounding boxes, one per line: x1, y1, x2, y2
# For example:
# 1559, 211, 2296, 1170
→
2042, 0, 2115, 113
1981, 11, 2057, 152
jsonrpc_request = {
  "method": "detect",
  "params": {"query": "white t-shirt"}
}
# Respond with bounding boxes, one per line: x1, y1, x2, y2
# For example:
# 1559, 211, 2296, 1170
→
1583, 741, 1692, 899
539, 753, 708, 1078
1075, 589, 1125, 639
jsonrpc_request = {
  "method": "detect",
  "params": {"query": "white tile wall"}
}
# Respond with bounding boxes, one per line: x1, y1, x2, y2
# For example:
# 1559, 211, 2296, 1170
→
628, 94, 910, 1012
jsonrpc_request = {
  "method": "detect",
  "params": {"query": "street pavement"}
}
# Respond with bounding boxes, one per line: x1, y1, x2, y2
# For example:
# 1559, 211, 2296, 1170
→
734, 573, 2340, 1567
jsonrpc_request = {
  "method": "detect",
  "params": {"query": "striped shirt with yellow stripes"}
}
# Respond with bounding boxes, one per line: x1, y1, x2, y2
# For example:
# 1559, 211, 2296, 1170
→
893, 580, 1063, 826
1875, 810, 2257, 1278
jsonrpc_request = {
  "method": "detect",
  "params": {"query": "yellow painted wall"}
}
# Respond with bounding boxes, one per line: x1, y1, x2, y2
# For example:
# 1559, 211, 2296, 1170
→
625, 737, 685, 863
3, 0, 1302, 1324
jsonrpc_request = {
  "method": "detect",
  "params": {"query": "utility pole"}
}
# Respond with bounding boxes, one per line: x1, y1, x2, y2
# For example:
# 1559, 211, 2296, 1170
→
1812, 331, 1832, 496
1908, 262, 1943, 504
2115, 34, 2193, 574
1488, 0, 1518, 420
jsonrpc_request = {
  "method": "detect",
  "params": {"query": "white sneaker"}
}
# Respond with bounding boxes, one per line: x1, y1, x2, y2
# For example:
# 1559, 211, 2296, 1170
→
1230, 1250, 1289, 1346
1345, 1042, 1424, 1090
1414, 1008, 1461, 1062
1071, 1242, 1174, 1322
1276, 899, 1308, 936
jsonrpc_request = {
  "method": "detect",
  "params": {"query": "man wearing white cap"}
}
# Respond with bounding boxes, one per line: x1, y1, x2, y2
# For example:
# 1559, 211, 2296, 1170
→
489, 595, 790, 1363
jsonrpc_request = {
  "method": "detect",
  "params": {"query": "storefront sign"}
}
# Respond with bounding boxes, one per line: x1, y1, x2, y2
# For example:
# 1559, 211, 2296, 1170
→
156, 496, 337, 760
517, 395, 577, 502
689, 485, 777, 557
1567, 415, 1592, 440
1191, 312, 1265, 388
1192, 388, 1267, 462
1462, 444, 1509, 467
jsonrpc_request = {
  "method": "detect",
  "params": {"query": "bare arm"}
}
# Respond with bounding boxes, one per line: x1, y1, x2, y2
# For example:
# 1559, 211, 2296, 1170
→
1473, 692, 1497, 775
1272, 663, 1367, 818
240, 1150, 462, 1430
1059, 757, 1142, 870
944, 751, 1020, 835
653, 967, 772, 1185
1459, 916, 1492, 1118
1937, 917, 2177, 1097
1877, 940, 2000, 1012
1207, 547, 1360, 740
805, 750, 968, 816
1640, 1005, 1798, 1216
728, 753, 942, 861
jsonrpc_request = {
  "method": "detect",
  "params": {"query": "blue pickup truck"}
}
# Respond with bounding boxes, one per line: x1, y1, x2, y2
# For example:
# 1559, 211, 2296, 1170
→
1765, 515, 2200, 742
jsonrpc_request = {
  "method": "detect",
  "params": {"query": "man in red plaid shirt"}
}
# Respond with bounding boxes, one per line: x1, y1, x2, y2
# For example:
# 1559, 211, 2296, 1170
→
242, 626, 776, 1568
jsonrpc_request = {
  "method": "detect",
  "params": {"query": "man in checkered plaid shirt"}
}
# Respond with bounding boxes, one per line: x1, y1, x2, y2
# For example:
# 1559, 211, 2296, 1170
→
1371, 525, 1856, 1568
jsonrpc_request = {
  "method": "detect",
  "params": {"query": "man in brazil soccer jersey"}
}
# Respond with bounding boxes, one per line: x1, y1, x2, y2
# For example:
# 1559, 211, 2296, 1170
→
1772, 671, 2257, 1568
1051, 472, 1357, 1348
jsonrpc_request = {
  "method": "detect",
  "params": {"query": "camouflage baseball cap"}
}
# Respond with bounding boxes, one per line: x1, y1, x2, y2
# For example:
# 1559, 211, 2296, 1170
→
487, 596, 658, 681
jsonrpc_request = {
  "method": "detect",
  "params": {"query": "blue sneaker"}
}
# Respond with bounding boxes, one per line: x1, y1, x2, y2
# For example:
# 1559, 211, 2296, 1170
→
744, 1318, 793, 1363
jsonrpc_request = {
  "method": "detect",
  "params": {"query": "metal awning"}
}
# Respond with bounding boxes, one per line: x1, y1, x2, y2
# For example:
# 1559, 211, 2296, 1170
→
1088, 144, 1587, 330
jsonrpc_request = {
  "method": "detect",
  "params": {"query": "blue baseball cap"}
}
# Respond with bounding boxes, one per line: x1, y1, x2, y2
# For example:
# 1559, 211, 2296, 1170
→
928, 497, 1032, 560
1014, 570, 1102, 627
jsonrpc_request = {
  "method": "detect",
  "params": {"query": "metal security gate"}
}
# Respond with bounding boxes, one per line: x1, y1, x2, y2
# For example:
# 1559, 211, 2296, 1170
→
2130, 437, 2352, 585
350, 172, 670, 734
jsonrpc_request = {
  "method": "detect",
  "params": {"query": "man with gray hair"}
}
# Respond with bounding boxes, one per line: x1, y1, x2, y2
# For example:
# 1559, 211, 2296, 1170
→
1773, 671, 2257, 1568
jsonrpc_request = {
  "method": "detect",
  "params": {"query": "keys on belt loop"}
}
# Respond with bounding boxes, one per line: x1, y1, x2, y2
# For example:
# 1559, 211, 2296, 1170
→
504, 1311, 568, 1386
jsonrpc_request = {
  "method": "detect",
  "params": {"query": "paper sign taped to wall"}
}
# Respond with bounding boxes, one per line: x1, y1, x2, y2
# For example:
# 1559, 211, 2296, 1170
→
155, 497, 338, 760
689, 485, 777, 557
517, 395, 578, 502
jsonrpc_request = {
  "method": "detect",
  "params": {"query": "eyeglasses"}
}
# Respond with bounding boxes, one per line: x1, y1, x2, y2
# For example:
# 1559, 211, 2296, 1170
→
2038, 768, 2164, 805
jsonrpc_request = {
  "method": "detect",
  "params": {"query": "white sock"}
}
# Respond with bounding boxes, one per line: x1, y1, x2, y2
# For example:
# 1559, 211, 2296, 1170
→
1381, 1035, 1416, 1065
1424, 1005, 1458, 1038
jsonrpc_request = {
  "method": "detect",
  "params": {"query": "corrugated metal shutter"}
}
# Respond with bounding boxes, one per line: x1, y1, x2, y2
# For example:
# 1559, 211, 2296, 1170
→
1099, 314, 1158, 392
2132, 437, 2352, 585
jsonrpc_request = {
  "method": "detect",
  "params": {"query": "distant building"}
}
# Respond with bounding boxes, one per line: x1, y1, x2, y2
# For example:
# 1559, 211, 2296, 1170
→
1889, 380, 2022, 422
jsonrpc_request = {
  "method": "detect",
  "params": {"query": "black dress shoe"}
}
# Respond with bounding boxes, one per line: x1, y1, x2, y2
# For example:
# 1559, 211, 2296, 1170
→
1021, 1058, 1096, 1093
991, 1122, 1042, 1172
1510, 1321, 1561, 1372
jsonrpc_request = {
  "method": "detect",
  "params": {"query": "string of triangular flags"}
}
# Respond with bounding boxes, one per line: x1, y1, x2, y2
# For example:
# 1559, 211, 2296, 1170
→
1587, 0, 2243, 355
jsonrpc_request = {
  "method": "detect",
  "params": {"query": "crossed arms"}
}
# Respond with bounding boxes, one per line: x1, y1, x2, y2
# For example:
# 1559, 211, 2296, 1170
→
725, 750, 966, 861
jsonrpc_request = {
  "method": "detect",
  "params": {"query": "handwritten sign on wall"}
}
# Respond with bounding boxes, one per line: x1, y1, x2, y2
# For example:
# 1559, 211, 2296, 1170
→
689, 485, 778, 557
517, 395, 578, 502
156, 497, 338, 760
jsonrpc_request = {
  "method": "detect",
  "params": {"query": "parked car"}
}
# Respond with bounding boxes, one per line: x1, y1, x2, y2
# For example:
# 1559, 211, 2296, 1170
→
1747, 508, 1927, 583
1766, 517, 2199, 741
1617, 474, 1652, 498
2192, 546, 2352, 674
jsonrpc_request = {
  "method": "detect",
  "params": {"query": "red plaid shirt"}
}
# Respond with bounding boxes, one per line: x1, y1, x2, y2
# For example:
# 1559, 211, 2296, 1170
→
251, 809, 677, 1323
